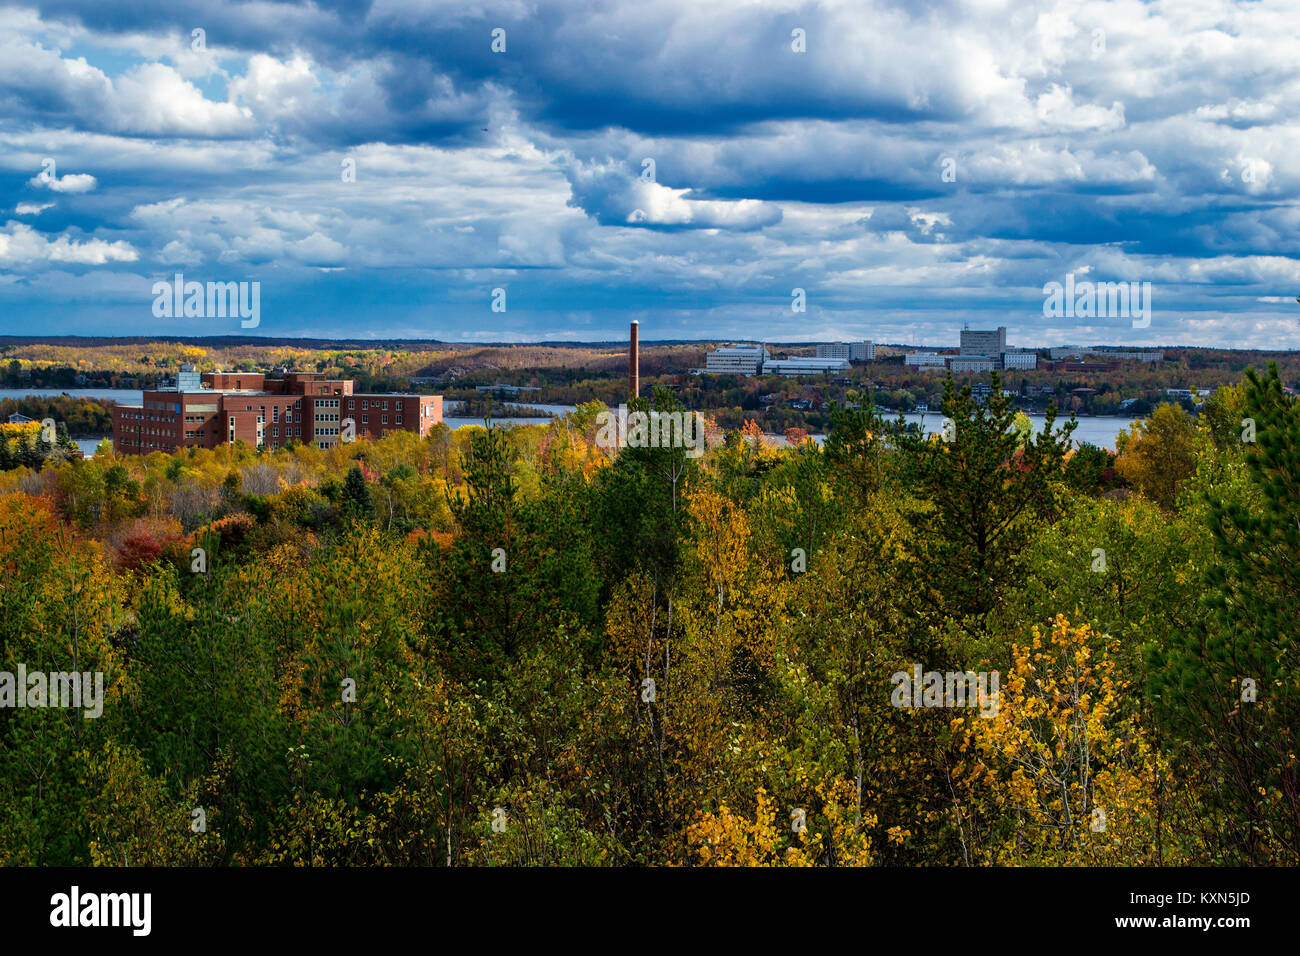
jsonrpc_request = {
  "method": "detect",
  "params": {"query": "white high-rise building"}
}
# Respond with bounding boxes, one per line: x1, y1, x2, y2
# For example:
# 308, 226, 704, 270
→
960, 326, 1006, 356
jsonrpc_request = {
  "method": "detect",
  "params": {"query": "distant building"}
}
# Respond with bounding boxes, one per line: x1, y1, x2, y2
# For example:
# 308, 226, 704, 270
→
1046, 360, 1120, 372
960, 326, 1007, 357
948, 355, 997, 374
7, 413, 34, 424
1001, 350, 1038, 370
474, 384, 541, 395
1050, 347, 1162, 363
904, 352, 949, 367
764, 357, 851, 376
816, 341, 875, 362
705, 345, 769, 376
906, 326, 1037, 372
112, 371, 443, 455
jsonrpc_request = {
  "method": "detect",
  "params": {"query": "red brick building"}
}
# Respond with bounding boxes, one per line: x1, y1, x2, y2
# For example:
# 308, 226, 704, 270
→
112, 370, 443, 455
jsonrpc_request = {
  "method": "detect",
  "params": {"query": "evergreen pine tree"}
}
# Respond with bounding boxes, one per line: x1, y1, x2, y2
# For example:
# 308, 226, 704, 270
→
893, 372, 1075, 626
340, 464, 375, 523
1147, 363, 1300, 862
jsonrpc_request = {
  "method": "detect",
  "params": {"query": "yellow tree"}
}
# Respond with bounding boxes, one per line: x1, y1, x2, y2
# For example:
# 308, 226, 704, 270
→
1114, 402, 1197, 510
952, 616, 1178, 864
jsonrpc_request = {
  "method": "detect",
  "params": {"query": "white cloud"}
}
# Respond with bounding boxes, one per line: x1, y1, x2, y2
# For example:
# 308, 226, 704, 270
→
29, 172, 97, 193
0, 222, 138, 265
565, 160, 782, 230
113, 63, 253, 136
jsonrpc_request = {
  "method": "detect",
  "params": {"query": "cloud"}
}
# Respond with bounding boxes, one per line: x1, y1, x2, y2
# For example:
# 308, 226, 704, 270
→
0, 0, 1296, 347
0, 222, 138, 265
113, 62, 253, 136
564, 159, 781, 230
29, 171, 97, 193
0, 35, 252, 137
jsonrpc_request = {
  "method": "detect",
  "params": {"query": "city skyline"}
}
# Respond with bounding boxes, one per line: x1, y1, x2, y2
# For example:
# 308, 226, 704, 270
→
1, 1, 1298, 347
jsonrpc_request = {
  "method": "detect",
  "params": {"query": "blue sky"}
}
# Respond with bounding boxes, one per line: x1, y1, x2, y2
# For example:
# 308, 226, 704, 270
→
1, 0, 1298, 347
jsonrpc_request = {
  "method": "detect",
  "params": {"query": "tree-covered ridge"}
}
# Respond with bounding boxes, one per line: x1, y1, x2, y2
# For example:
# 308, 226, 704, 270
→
0, 371, 1293, 866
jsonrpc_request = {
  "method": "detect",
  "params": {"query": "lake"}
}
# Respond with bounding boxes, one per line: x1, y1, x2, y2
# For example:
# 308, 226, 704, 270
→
15, 392, 1133, 458
0, 388, 143, 403
895, 411, 1132, 450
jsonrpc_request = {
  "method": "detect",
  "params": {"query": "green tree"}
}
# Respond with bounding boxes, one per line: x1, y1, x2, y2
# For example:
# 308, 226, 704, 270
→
340, 465, 374, 523
893, 373, 1075, 626
1147, 364, 1300, 863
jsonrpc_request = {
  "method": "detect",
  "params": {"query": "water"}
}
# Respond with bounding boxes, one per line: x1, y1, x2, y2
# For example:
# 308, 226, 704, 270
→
468, 404, 1131, 448
32, 395, 1134, 458
448, 401, 576, 418
0, 388, 143, 403
896, 412, 1131, 449
502, 402, 578, 417
442, 417, 567, 430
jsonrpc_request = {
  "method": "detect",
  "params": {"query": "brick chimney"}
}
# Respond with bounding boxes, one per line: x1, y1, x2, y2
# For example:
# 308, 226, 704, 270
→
629, 320, 640, 399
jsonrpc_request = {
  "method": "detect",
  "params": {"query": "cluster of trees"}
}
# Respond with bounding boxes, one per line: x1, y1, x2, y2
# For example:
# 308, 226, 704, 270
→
0, 396, 113, 436
0, 420, 82, 472
0, 365, 1294, 866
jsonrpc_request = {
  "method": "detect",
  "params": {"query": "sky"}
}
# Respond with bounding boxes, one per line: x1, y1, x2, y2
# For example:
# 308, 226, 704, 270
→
0, 0, 1298, 348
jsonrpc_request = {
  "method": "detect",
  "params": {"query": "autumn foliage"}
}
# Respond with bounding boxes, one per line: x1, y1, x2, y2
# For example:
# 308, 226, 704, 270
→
0, 370, 1295, 866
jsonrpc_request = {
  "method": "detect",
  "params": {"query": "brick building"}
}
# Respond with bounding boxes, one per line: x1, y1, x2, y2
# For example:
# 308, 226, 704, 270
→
112, 370, 443, 455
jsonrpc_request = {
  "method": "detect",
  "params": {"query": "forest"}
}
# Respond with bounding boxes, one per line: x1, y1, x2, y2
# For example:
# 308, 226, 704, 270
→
0, 365, 1294, 866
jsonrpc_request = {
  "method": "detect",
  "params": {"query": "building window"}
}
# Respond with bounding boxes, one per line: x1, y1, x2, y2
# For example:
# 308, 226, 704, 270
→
382, 415, 388, 425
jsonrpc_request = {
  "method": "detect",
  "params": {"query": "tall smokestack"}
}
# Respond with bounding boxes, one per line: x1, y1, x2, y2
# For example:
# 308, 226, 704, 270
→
629, 320, 639, 399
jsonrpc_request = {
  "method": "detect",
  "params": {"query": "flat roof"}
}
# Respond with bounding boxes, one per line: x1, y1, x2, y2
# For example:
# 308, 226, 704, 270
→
351, 392, 439, 398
